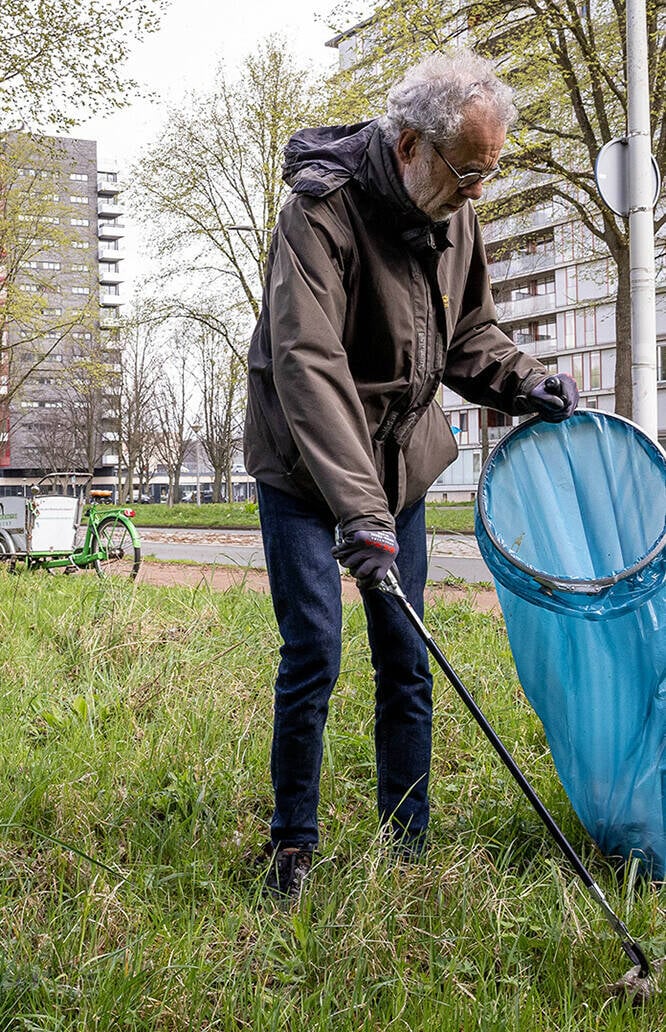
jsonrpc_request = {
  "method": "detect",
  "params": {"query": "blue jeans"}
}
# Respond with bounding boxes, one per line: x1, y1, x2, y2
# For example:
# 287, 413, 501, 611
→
257, 481, 432, 851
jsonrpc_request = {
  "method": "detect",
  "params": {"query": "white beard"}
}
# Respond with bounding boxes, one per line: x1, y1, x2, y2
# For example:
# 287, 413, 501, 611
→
402, 151, 461, 221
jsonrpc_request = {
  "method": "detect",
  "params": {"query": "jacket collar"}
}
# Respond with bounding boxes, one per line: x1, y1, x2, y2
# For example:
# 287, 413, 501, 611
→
283, 120, 452, 256
354, 124, 452, 255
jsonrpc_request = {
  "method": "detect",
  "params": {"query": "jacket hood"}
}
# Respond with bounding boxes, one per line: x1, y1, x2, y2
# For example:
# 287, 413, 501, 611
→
282, 120, 376, 194
282, 120, 452, 254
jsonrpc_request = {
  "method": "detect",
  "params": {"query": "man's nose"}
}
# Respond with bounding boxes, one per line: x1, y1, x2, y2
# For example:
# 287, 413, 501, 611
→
460, 180, 484, 200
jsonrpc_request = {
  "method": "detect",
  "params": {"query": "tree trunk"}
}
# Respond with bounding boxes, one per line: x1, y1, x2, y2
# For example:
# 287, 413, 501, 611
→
614, 250, 633, 419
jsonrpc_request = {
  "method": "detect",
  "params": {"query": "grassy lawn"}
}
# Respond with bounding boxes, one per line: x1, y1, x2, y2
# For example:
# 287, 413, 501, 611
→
0, 572, 660, 1029
130, 500, 477, 535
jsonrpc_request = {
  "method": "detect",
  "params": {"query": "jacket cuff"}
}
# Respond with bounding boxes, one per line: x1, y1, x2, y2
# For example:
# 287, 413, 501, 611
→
513, 369, 548, 414
339, 512, 396, 538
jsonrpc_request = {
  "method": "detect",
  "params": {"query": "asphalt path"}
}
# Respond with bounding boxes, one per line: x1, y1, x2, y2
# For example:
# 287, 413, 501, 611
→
139, 527, 493, 584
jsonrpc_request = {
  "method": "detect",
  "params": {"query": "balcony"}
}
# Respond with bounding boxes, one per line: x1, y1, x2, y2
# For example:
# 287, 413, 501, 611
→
98, 220, 125, 240
487, 424, 514, 443
508, 336, 559, 359
489, 250, 557, 281
98, 244, 125, 262
495, 293, 557, 321
99, 290, 124, 307
99, 313, 121, 330
97, 175, 124, 196
98, 269, 124, 286
98, 198, 124, 218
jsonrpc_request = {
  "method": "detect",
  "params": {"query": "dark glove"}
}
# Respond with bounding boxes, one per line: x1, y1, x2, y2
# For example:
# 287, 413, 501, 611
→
528, 374, 579, 423
332, 529, 399, 588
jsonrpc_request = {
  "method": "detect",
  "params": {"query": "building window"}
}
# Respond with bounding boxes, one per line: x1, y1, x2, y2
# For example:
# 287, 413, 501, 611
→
71, 218, 90, 226
572, 353, 584, 384
71, 263, 87, 271
565, 266, 578, 302
70, 173, 89, 181
70, 195, 89, 204
487, 410, 511, 428
72, 286, 90, 295
564, 310, 575, 349
658, 344, 666, 382
580, 306, 597, 346
513, 317, 557, 350
72, 241, 90, 249
41, 261, 61, 270
508, 273, 555, 301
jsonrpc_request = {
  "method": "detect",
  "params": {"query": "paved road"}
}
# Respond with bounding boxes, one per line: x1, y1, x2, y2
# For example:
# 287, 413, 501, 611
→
139, 527, 493, 584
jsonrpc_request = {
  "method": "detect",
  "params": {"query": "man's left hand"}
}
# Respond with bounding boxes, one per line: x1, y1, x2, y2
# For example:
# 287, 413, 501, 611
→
528, 374, 579, 423
332, 529, 398, 589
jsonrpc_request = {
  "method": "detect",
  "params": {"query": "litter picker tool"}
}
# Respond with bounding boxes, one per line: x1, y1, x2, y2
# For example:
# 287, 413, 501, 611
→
378, 567, 650, 980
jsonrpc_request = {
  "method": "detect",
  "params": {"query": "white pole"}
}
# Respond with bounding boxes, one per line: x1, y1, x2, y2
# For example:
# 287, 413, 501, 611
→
626, 0, 659, 440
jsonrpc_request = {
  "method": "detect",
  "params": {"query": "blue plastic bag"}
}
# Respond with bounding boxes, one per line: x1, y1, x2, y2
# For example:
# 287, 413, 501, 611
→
475, 411, 666, 876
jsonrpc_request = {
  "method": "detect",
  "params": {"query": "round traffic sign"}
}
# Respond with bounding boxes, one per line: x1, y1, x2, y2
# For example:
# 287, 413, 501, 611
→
594, 137, 661, 217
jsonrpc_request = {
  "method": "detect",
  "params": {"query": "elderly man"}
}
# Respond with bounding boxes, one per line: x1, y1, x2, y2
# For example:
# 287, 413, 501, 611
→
244, 50, 578, 897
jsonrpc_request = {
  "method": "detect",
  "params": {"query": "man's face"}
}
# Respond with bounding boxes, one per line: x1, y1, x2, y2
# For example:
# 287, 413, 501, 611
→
398, 104, 506, 221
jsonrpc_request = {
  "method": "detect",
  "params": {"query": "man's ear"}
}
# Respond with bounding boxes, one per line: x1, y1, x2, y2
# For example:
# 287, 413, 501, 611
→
395, 128, 420, 168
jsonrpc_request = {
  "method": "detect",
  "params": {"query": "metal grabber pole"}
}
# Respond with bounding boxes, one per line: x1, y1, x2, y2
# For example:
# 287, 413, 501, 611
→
378, 568, 650, 978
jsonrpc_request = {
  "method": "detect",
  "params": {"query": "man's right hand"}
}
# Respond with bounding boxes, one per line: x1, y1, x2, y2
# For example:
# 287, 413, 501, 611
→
332, 529, 399, 589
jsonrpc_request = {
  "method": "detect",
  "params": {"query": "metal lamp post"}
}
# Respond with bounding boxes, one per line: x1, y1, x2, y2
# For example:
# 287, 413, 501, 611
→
626, 0, 659, 440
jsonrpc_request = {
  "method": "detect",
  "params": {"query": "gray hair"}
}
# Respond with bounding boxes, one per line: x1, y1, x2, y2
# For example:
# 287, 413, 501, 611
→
379, 50, 517, 146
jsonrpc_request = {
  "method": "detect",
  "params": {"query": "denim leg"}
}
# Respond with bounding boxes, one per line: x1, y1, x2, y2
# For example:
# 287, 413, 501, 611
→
257, 482, 341, 849
362, 497, 432, 849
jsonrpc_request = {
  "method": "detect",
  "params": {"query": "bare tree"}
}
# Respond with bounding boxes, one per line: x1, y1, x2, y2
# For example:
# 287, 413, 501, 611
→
131, 37, 321, 343
115, 318, 162, 502
193, 325, 246, 501
152, 344, 195, 505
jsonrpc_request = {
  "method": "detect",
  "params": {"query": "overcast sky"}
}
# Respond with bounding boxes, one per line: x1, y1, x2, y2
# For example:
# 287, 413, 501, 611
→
76, 0, 345, 169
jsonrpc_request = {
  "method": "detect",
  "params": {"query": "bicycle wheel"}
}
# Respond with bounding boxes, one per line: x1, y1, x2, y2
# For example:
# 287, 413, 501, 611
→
0, 530, 15, 556
93, 516, 141, 579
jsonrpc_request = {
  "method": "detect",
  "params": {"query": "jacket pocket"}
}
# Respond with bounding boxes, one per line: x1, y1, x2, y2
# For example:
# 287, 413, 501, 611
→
401, 404, 458, 509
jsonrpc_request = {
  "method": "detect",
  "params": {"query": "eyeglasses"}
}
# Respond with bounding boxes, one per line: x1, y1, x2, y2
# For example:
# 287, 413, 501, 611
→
432, 143, 501, 188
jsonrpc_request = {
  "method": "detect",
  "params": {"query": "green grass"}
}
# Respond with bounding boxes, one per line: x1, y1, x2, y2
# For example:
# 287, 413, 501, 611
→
129, 501, 262, 529
0, 570, 661, 1030
130, 501, 476, 535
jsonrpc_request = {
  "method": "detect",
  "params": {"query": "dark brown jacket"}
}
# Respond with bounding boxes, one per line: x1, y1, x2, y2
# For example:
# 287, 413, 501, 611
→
244, 121, 545, 534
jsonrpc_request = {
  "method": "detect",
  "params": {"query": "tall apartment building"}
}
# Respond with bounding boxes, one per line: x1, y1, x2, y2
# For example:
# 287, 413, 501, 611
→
0, 134, 124, 485
326, 19, 666, 499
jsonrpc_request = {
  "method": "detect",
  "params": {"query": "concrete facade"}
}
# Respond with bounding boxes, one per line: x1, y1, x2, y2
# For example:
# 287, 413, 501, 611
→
1, 134, 124, 486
